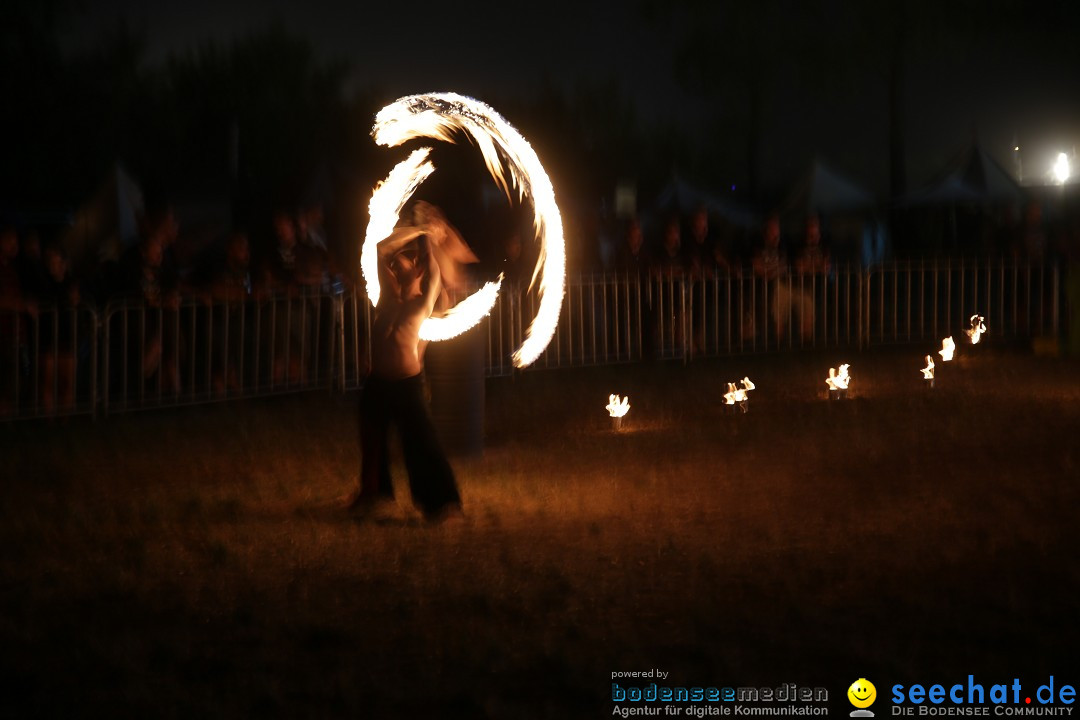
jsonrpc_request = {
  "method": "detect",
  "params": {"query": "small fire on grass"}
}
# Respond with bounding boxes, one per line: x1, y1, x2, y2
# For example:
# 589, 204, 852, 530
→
921, 354, 935, 388
967, 314, 986, 345
723, 376, 755, 413
939, 336, 956, 362
825, 363, 851, 399
606, 394, 630, 430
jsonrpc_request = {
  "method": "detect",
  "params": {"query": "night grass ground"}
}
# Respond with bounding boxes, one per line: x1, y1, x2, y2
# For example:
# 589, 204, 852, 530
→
2, 346, 1079, 719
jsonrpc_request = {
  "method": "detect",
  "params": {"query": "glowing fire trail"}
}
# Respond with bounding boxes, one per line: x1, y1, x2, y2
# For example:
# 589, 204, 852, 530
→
967, 314, 986, 345
363, 93, 566, 367
939, 336, 956, 362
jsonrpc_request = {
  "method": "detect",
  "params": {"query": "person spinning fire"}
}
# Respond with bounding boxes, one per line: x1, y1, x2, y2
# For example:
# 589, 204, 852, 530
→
347, 201, 475, 522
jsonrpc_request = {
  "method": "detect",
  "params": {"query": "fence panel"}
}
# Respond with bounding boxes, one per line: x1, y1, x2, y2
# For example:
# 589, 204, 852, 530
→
864, 259, 1059, 345
101, 292, 339, 414
1, 260, 1063, 421
1, 304, 97, 420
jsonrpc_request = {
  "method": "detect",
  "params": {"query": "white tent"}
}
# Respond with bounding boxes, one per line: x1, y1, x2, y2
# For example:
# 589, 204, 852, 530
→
780, 159, 877, 217
61, 164, 144, 273
900, 144, 1026, 207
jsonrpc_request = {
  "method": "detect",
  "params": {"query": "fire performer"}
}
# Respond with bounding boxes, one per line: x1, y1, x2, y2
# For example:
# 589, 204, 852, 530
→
348, 201, 473, 522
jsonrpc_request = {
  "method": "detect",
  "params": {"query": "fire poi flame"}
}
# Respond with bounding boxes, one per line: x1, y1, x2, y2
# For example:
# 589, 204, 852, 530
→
939, 336, 955, 361
921, 355, 935, 380
362, 93, 566, 367
825, 364, 851, 391
723, 377, 755, 411
606, 394, 630, 418
967, 314, 986, 345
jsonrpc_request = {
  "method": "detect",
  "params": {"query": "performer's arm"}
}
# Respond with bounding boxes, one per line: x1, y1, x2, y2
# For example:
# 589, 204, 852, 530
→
376, 225, 425, 260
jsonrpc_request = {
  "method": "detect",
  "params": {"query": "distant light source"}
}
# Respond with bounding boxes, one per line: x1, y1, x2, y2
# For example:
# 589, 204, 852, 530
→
1053, 152, 1070, 184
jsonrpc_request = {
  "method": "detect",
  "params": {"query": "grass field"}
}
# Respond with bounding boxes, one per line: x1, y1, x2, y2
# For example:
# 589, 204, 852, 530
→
2, 346, 1078, 718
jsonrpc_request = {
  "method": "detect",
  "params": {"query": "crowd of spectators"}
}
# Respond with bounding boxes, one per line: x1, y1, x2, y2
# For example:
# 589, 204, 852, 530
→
0, 202, 344, 413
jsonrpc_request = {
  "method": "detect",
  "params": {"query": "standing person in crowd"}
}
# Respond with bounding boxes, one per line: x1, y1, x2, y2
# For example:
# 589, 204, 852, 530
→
612, 218, 654, 360
652, 218, 689, 355
752, 214, 791, 344
685, 207, 714, 356
208, 229, 254, 395
1, 226, 37, 414
37, 244, 81, 413
793, 215, 831, 343
115, 224, 182, 394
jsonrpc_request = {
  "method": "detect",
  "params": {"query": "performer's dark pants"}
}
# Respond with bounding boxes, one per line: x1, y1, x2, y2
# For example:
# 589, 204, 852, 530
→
359, 373, 460, 515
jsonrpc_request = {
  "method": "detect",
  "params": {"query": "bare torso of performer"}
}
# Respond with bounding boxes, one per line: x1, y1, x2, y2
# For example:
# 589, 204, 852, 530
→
350, 202, 477, 522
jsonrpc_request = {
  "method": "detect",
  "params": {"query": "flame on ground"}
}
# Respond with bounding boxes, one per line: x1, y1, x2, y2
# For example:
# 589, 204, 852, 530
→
724, 377, 755, 405
921, 355, 935, 380
363, 92, 565, 367
606, 394, 630, 418
826, 363, 851, 391
939, 336, 955, 361
967, 314, 986, 345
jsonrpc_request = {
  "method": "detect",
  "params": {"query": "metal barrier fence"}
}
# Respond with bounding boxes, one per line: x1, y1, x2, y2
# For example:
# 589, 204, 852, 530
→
0, 259, 1063, 420
1, 304, 98, 420
101, 292, 341, 414
864, 258, 1060, 345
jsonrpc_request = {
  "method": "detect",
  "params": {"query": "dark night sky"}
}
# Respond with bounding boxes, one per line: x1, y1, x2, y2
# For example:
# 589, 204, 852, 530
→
60, 0, 1080, 197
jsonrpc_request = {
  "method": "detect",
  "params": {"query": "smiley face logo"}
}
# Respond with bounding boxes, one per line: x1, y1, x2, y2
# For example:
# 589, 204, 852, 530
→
848, 678, 877, 709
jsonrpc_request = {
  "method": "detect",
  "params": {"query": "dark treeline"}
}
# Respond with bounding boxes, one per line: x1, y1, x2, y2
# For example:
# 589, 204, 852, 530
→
0, 1, 670, 224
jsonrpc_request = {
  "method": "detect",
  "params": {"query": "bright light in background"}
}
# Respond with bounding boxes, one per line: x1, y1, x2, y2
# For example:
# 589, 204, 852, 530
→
1053, 152, 1070, 184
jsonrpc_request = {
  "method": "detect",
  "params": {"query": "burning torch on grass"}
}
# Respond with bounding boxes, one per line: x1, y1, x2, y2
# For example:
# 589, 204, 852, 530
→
825, 363, 851, 400
967, 314, 986, 345
606, 394, 630, 431
939, 336, 956, 362
723, 376, 755, 414
921, 354, 935, 389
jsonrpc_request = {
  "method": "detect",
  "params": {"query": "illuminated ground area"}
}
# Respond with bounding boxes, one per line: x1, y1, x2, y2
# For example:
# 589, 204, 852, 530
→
2, 348, 1078, 718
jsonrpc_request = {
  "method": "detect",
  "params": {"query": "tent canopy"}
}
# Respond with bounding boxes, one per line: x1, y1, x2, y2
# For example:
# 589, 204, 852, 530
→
899, 144, 1026, 207
780, 158, 877, 217
61, 164, 144, 272
651, 174, 758, 229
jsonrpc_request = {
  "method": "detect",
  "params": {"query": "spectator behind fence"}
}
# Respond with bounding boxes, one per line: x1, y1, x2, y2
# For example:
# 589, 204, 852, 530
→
37, 244, 81, 413
795, 215, 831, 275
651, 218, 689, 355
793, 215, 830, 343
612, 218, 655, 359
259, 211, 314, 384
653, 218, 687, 279
751, 214, 791, 343
16, 230, 46, 300
208, 230, 254, 395
114, 228, 182, 393
2, 226, 38, 414
686, 207, 716, 281
685, 207, 715, 356
614, 218, 651, 276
